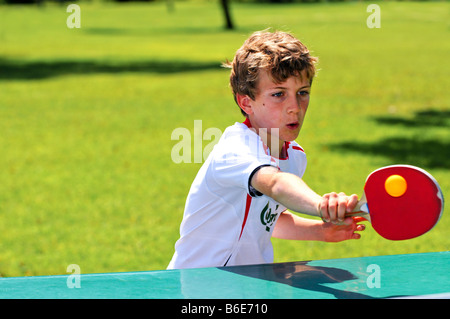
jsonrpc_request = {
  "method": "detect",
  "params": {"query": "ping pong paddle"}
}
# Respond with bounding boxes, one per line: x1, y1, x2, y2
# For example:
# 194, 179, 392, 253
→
349, 165, 444, 240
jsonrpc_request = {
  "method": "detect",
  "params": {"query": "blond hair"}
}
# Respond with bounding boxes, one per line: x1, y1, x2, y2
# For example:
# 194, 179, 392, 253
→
224, 30, 318, 116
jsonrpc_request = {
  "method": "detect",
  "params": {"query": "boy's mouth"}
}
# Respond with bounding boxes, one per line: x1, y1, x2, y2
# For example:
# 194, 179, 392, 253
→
286, 122, 299, 130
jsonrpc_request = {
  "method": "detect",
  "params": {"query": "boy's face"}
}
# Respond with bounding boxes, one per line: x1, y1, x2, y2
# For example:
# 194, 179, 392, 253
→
239, 69, 311, 155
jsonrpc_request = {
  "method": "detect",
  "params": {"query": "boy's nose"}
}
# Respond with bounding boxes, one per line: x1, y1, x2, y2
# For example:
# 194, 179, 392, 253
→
287, 96, 301, 113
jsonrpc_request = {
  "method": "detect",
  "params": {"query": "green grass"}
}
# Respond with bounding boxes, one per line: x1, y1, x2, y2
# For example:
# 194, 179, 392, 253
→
0, 1, 449, 277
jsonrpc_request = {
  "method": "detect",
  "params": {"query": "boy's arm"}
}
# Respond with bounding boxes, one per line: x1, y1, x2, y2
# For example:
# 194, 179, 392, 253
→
250, 166, 358, 223
272, 211, 364, 242
251, 166, 364, 241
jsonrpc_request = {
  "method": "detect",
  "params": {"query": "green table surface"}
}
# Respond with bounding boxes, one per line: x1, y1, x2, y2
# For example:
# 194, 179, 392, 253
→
0, 251, 448, 299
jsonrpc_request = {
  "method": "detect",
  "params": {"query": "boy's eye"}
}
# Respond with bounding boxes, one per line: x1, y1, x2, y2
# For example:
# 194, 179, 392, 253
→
298, 90, 309, 96
271, 90, 309, 98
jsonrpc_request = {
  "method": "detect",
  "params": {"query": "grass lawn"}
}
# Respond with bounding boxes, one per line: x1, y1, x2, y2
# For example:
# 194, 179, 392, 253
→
0, 1, 448, 276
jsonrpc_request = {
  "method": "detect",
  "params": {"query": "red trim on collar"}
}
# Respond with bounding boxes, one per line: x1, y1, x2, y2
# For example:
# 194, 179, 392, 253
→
243, 118, 294, 160
292, 145, 305, 153
279, 141, 289, 160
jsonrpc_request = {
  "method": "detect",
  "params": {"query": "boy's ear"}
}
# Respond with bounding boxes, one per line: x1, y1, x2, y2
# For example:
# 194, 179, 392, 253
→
236, 94, 253, 115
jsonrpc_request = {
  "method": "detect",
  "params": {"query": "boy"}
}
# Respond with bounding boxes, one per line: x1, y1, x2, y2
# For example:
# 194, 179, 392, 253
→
168, 31, 365, 269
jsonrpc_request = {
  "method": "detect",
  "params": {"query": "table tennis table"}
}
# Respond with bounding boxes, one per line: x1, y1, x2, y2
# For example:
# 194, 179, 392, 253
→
0, 251, 448, 299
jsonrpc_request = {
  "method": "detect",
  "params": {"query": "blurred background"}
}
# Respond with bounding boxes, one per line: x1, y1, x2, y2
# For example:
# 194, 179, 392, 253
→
0, 0, 448, 277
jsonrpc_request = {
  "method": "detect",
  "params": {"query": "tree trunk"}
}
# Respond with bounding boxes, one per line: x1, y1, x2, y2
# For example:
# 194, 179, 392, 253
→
220, 0, 234, 30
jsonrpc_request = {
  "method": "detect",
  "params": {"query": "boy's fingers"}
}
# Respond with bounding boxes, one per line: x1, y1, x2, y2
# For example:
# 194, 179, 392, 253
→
342, 216, 354, 225
327, 192, 338, 223
353, 216, 367, 223
319, 195, 330, 222
346, 194, 359, 212
320, 193, 362, 224
337, 192, 347, 222
356, 224, 366, 232
352, 233, 362, 240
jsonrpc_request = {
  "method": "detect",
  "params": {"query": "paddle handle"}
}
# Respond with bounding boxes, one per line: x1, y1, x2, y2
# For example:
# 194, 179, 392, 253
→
346, 193, 371, 221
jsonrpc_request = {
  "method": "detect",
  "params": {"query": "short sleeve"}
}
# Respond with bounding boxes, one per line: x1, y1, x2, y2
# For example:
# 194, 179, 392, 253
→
209, 126, 277, 197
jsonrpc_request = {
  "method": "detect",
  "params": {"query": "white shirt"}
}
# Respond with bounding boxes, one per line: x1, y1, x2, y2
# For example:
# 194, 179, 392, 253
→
167, 120, 307, 269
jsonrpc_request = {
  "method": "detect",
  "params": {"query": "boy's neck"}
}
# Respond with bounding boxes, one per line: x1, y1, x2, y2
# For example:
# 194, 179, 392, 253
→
242, 118, 286, 158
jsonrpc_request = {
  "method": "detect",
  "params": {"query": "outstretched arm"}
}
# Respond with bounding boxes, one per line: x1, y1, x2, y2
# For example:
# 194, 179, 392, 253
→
251, 166, 365, 241
272, 211, 365, 242
251, 166, 359, 222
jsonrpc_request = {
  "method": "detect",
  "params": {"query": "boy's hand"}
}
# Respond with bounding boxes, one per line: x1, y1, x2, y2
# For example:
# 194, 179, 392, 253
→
318, 192, 359, 224
321, 217, 366, 242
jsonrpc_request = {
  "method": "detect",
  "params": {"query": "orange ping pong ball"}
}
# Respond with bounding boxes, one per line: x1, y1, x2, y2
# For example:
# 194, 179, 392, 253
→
385, 174, 407, 197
